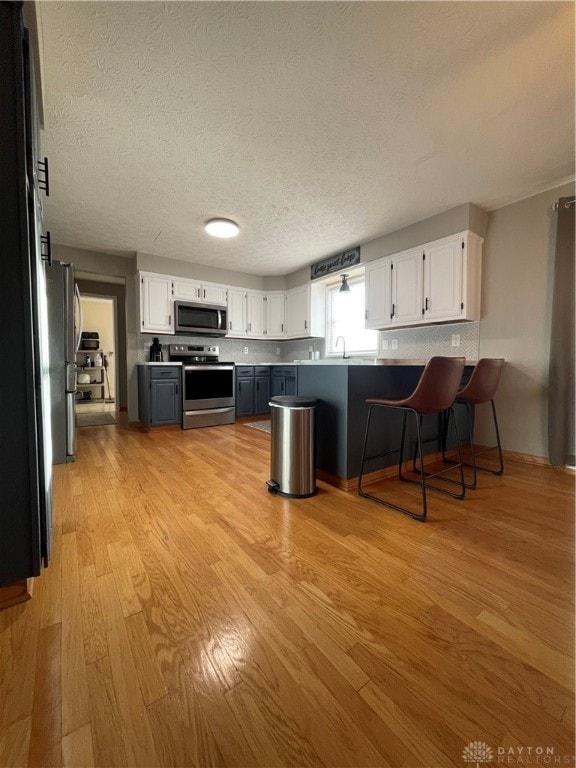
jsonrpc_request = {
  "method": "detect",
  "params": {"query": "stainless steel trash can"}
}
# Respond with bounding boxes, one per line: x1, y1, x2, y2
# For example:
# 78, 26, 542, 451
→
267, 395, 318, 498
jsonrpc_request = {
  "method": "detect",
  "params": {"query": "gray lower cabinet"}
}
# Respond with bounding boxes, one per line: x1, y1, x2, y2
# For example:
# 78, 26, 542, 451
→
236, 366, 271, 417
236, 367, 255, 417
254, 369, 271, 415
271, 366, 297, 397
138, 365, 182, 426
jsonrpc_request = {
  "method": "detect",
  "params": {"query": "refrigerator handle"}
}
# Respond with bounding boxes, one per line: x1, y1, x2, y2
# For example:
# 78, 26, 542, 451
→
75, 283, 83, 353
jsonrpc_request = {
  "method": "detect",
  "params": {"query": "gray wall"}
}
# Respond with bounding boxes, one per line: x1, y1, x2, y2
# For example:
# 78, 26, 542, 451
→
54, 188, 574, 457
53, 244, 140, 420
477, 181, 575, 458
284, 202, 487, 289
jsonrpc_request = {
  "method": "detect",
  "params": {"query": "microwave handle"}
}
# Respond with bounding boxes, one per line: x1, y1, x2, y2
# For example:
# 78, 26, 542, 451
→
219, 309, 224, 330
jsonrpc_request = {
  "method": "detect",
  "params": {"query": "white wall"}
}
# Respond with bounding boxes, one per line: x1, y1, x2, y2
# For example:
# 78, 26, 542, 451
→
477, 181, 575, 458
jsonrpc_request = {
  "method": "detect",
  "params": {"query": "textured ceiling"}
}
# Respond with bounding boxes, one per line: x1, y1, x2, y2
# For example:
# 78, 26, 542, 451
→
39, 1, 575, 276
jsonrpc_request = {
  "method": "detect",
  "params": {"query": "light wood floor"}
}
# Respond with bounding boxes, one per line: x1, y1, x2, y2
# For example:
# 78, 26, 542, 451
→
1, 419, 574, 768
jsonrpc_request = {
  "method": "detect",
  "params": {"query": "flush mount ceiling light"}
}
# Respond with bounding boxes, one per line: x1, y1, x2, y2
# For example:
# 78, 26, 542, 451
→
205, 218, 239, 238
339, 274, 351, 293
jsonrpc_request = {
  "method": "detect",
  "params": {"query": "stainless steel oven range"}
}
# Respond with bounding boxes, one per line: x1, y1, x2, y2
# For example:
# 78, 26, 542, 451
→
168, 344, 235, 429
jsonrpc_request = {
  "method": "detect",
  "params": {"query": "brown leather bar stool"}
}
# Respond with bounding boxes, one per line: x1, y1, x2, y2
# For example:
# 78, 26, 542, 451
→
446, 357, 505, 489
358, 356, 466, 522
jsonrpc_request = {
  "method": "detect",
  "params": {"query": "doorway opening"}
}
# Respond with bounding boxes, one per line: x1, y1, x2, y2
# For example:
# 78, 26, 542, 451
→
76, 294, 117, 426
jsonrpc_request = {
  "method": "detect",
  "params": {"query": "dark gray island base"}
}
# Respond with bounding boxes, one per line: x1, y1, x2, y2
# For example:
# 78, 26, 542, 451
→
296, 364, 473, 488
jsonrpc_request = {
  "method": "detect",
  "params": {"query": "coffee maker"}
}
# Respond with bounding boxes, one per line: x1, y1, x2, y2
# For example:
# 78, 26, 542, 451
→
149, 337, 163, 362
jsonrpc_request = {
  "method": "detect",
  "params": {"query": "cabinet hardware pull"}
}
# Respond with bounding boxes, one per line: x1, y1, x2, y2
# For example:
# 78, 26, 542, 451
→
229, 320, 232, 329
203, 289, 206, 299
38, 157, 50, 196
281, 323, 284, 332
365, 309, 368, 320
304, 320, 307, 329
40, 231, 52, 266
425, 297, 429, 311
168, 315, 171, 325
391, 303, 395, 318
248, 323, 251, 331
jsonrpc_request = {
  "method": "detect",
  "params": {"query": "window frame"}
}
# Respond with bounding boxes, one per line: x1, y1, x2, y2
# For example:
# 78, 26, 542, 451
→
324, 271, 378, 358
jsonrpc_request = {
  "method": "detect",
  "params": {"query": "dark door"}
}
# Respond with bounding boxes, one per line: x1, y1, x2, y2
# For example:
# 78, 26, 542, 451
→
255, 375, 271, 415
285, 375, 297, 396
236, 377, 254, 416
151, 380, 180, 424
271, 375, 285, 397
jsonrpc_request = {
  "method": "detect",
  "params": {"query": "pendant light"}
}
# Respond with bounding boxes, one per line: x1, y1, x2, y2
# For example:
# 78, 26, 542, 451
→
339, 274, 350, 293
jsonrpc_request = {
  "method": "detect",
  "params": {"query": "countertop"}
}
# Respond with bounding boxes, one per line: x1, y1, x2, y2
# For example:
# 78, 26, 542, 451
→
137, 359, 477, 367
137, 361, 183, 366
291, 358, 477, 366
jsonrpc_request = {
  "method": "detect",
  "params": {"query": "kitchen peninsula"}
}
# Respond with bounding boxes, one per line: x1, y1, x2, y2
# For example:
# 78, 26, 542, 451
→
295, 360, 474, 488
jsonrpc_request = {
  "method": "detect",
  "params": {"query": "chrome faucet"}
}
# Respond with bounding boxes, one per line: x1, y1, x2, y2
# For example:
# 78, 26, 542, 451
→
335, 336, 349, 359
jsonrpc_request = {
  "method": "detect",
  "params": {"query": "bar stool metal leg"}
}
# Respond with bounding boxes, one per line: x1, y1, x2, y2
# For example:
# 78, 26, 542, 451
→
444, 399, 504, 489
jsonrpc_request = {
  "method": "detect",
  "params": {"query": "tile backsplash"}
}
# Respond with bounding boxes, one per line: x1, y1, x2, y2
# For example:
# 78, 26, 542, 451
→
140, 324, 477, 364
379, 321, 479, 361
139, 334, 326, 364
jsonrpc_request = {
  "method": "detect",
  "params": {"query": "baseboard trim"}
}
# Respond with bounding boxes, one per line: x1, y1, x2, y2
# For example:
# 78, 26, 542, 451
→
318, 447, 559, 490
319, 450, 449, 492
502, 449, 550, 467
0, 578, 34, 611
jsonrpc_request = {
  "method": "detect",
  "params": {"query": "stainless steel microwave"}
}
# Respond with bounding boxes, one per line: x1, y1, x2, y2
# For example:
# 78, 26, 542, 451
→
174, 301, 228, 336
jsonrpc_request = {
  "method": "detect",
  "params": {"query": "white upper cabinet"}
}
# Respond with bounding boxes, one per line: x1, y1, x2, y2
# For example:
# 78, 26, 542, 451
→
227, 288, 246, 337
286, 285, 310, 338
364, 231, 483, 330
173, 277, 227, 306
226, 290, 286, 339
246, 292, 266, 337
265, 293, 286, 338
139, 272, 174, 334
365, 259, 392, 329
202, 283, 228, 305
424, 233, 482, 322
390, 248, 424, 325
286, 284, 325, 338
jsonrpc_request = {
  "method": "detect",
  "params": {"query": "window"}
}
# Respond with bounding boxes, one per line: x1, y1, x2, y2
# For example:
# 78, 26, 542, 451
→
326, 274, 377, 356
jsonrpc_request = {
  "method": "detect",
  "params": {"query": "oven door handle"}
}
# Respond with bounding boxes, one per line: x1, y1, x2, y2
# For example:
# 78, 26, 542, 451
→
183, 364, 235, 372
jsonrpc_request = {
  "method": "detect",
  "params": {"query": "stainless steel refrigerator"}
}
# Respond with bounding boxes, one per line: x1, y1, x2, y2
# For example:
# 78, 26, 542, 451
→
46, 261, 80, 464
0, 3, 53, 583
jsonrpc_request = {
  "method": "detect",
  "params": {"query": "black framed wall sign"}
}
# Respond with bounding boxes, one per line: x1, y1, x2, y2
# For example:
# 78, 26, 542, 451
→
310, 247, 360, 280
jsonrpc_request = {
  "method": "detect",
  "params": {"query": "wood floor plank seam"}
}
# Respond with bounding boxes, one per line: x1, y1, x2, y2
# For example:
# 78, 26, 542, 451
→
2, 422, 572, 768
